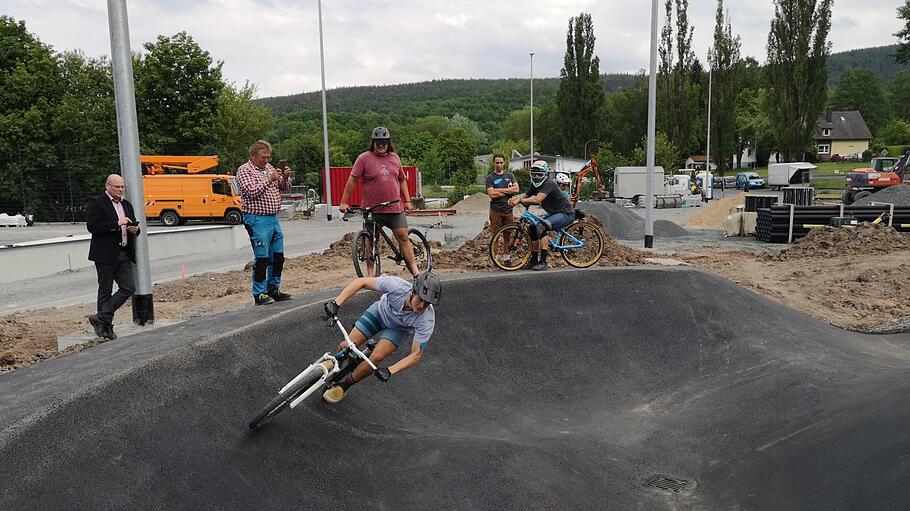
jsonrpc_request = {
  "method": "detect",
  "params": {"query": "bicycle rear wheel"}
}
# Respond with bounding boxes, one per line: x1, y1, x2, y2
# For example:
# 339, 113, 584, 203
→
488, 225, 532, 271
560, 221, 606, 268
248, 365, 323, 430
407, 228, 433, 273
352, 230, 381, 277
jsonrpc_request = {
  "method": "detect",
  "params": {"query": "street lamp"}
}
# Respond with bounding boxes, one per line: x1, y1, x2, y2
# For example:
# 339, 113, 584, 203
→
584, 139, 598, 159
644, 0, 658, 249
318, 0, 332, 221
530, 52, 535, 160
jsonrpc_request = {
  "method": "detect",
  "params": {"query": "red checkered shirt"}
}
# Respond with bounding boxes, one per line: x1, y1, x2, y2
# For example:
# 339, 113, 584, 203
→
235, 161, 292, 215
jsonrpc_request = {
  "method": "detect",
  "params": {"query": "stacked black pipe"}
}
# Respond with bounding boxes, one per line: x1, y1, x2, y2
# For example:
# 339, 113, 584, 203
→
756, 205, 910, 243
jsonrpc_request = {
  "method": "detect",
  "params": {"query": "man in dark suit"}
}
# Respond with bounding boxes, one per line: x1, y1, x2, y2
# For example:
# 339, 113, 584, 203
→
85, 174, 140, 340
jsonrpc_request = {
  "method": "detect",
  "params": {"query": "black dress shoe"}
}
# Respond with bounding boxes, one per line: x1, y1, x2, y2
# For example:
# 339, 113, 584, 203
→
88, 315, 106, 337
102, 326, 117, 341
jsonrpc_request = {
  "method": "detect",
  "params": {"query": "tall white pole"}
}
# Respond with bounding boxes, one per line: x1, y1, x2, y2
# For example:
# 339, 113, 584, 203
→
644, 0, 659, 248
318, 0, 333, 220
706, 66, 713, 199
108, 0, 153, 324
530, 52, 535, 160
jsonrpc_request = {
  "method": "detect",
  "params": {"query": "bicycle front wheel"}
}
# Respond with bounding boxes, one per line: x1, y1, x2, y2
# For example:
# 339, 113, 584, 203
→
407, 228, 433, 273
560, 221, 606, 268
248, 365, 323, 430
352, 230, 381, 277
488, 225, 532, 271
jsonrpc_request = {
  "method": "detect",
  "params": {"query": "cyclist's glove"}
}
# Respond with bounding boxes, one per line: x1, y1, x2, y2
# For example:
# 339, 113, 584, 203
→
374, 367, 392, 382
322, 300, 340, 320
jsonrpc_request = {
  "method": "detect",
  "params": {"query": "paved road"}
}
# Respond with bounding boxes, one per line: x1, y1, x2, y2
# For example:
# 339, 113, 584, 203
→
2, 269, 909, 509
1, 212, 488, 314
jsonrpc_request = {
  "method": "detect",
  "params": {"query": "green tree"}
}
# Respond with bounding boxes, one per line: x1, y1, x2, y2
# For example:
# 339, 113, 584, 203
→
502, 106, 534, 141
735, 87, 773, 168
600, 76, 649, 156
203, 81, 273, 171
707, 0, 741, 175
0, 16, 63, 216
555, 12, 604, 156
875, 118, 910, 145
429, 127, 477, 180
766, 0, 832, 161
134, 31, 224, 154
830, 68, 890, 134
888, 69, 910, 122
896, 1, 910, 64
632, 132, 680, 173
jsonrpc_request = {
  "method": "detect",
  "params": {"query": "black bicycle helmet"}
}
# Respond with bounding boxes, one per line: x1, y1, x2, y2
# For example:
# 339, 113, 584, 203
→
371, 126, 391, 140
412, 271, 442, 305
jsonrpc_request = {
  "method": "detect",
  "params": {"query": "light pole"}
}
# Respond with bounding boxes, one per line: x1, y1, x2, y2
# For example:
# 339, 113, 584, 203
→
705, 64, 713, 200
529, 52, 535, 161
318, 0, 332, 220
584, 139, 598, 159
644, 0, 658, 249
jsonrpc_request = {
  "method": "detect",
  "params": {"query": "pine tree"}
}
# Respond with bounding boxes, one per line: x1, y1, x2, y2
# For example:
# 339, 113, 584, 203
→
556, 12, 604, 157
708, 1, 741, 175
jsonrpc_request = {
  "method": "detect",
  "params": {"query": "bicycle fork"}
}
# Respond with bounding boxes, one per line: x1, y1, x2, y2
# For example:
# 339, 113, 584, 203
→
283, 354, 337, 409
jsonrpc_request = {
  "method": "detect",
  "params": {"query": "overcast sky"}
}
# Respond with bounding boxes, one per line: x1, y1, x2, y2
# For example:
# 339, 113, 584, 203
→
2, 0, 905, 98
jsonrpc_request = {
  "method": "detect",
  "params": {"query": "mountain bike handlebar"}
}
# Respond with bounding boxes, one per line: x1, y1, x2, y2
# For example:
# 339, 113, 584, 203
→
341, 199, 401, 221
328, 316, 378, 371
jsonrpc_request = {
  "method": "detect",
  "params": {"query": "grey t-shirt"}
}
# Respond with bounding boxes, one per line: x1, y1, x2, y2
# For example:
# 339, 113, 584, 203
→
485, 172, 517, 212
527, 178, 574, 215
375, 275, 436, 344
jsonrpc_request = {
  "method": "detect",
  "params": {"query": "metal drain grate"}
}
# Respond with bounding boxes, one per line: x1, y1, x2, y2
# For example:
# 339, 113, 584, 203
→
644, 474, 697, 495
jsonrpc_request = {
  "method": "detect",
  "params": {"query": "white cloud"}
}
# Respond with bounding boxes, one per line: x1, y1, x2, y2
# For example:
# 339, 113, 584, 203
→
1, 0, 905, 97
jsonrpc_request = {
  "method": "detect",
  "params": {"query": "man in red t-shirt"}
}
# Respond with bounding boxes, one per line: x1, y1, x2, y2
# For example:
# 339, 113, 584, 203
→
339, 126, 418, 277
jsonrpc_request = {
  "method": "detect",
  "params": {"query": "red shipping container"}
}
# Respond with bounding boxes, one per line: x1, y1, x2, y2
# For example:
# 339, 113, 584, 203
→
322, 166, 418, 206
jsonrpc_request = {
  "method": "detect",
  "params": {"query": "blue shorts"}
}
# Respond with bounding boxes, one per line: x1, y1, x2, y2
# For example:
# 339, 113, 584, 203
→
543, 212, 574, 232
354, 302, 410, 347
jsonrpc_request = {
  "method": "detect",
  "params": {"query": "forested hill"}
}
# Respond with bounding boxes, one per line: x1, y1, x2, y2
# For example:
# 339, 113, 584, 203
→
256, 74, 640, 117
827, 44, 910, 85
257, 45, 908, 118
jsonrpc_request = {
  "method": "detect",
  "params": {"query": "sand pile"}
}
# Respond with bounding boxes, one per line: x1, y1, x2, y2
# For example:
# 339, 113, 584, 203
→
682, 192, 747, 229
452, 192, 491, 214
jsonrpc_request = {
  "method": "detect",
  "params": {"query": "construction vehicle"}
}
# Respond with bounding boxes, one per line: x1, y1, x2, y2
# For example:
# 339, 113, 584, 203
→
842, 152, 910, 205
140, 155, 243, 226
569, 158, 608, 202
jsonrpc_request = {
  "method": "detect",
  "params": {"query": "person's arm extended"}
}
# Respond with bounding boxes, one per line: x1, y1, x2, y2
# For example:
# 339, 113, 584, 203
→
398, 178, 412, 211
388, 340, 424, 375
508, 191, 546, 207
333, 277, 379, 307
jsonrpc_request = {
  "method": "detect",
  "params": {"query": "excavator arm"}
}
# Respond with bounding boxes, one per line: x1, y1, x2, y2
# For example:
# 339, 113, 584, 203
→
571, 158, 607, 202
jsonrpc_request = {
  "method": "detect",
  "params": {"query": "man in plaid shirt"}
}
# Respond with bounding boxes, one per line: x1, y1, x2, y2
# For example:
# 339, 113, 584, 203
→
236, 140, 294, 305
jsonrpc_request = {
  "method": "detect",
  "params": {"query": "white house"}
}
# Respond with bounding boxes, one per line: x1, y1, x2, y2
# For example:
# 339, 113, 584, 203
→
509, 153, 590, 174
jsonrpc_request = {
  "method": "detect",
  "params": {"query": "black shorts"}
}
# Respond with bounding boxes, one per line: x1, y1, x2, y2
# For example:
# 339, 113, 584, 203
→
371, 212, 408, 230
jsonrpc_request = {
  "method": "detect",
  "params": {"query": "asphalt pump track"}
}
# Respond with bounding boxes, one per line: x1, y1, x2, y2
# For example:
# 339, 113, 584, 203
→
1, 267, 909, 510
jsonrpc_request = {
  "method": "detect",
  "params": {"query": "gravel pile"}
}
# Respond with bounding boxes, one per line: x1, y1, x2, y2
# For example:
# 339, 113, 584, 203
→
577, 201, 690, 240
853, 185, 910, 206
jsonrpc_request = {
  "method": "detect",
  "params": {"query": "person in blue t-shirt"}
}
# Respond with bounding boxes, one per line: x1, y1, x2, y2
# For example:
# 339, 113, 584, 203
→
507, 160, 575, 271
321, 271, 442, 403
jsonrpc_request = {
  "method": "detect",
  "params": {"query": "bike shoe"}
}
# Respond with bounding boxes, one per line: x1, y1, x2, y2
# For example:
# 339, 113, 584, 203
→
323, 386, 345, 403
255, 293, 275, 306
269, 291, 293, 302
530, 262, 549, 271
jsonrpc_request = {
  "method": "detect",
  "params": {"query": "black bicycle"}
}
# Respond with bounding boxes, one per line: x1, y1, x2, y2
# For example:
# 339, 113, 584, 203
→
344, 199, 432, 278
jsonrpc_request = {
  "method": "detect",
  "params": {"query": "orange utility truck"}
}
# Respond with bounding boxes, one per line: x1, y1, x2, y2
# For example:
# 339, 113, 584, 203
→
140, 155, 244, 226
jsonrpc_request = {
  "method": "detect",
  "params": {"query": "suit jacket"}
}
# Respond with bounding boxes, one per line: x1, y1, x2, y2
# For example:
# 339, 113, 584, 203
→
86, 194, 140, 264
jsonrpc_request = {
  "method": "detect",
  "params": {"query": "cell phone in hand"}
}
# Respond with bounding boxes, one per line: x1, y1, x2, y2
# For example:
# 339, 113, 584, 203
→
129, 220, 140, 226
276, 159, 288, 170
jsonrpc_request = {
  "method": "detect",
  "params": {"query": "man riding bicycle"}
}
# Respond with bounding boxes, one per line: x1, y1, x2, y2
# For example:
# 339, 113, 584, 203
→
321, 270, 442, 403
507, 160, 575, 271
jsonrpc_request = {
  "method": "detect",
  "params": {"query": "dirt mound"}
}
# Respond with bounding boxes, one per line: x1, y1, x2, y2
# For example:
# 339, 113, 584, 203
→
852, 185, 910, 206
772, 223, 910, 261
322, 232, 356, 258
683, 192, 747, 229
577, 201, 689, 239
452, 192, 491, 214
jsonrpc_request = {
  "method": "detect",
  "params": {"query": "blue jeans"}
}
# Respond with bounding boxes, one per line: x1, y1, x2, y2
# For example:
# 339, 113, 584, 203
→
243, 213, 285, 297
543, 212, 574, 232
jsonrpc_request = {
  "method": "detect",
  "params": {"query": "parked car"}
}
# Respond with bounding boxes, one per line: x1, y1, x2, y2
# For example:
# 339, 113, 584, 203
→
735, 172, 765, 190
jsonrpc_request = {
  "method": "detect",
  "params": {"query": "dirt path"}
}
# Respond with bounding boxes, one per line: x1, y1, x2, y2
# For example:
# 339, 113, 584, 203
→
3, 222, 909, 373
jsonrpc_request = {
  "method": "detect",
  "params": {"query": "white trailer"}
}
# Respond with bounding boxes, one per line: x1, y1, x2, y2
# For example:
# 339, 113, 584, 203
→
768, 162, 815, 190
614, 166, 665, 204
